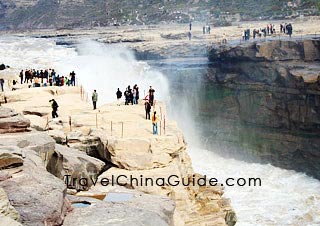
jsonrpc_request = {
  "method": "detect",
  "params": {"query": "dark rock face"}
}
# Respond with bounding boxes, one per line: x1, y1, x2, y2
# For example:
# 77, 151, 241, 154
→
206, 38, 320, 179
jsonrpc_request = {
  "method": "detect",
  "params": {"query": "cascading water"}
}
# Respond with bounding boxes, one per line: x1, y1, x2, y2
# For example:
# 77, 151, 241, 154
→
1, 36, 320, 226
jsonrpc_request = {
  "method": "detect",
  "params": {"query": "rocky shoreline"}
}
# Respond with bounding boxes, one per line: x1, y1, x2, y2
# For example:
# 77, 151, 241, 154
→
0, 86, 236, 226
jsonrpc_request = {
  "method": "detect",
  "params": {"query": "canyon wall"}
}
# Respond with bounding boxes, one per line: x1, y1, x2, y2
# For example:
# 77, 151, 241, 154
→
205, 38, 320, 179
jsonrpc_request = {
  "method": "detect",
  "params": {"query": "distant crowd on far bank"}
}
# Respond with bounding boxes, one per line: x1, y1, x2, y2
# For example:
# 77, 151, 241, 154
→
186, 21, 294, 43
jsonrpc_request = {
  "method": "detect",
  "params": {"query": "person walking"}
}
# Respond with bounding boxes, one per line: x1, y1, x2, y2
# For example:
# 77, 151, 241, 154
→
49, 99, 59, 118
92, 90, 98, 110
116, 88, 122, 106
145, 101, 151, 120
152, 111, 158, 135
19, 70, 24, 84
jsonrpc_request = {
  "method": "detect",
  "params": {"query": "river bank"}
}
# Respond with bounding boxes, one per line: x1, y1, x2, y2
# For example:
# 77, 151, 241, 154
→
0, 85, 236, 226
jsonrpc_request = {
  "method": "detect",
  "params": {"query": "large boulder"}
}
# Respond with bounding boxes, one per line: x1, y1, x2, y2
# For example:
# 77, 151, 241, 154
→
0, 107, 30, 134
47, 144, 105, 191
0, 132, 56, 167
0, 148, 70, 226
64, 190, 175, 226
91, 129, 186, 170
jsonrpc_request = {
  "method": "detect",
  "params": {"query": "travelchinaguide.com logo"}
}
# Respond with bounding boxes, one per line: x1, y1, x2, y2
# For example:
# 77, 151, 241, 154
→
64, 174, 262, 187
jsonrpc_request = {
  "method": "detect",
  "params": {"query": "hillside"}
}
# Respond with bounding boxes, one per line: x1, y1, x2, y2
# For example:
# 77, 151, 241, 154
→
0, 0, 319, 30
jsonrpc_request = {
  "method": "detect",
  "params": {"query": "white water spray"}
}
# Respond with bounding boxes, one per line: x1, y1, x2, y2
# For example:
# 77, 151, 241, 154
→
55, 40, 170, 105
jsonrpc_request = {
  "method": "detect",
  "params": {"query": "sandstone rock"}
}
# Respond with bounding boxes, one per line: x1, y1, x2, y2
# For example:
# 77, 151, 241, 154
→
22, 106, 50, 117
0, 107, 30, 134
64, 189, 175, 226
92, 129, 186, 170
65, 130, 104, 158
0, 132, 56, 167
0, 149, 69, 226
0, 215, 22, 226
47, 144, 105, 191
24, 115, 47, 131
47, 129, 66, 144
0, 147, 24, 169
0, 187, 20, 221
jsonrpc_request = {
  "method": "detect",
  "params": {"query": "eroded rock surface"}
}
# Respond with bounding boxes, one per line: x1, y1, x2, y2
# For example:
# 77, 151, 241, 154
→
0, 148, 69, 226
64, 190, 175, 226
0, 107, 30, 134
47, 144, 105, 191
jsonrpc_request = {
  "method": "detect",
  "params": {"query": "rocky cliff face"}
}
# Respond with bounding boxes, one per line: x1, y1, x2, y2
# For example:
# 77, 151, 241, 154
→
206, 38, 320, 179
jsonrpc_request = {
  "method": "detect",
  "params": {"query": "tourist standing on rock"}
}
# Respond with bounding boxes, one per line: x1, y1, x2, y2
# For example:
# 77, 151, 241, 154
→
133, 84, 139, 104
188, 31, 192, 40
51, 69, 56, 84
49, 99, 59, 118
0, 78, 4, 92
116, 88, 122, 106
124, 88, 129, 105
287, 23, 293, 38
148, 86, 155, 107
92, 90, 98, 110
189, 22, 192, 31
145, 101, 151, 120
152, 111, 158, 135
19, 70, 24, 84
70, 71, 76, 86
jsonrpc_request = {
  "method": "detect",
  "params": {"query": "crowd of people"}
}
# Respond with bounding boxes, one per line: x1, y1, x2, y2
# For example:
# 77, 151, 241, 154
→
88, 85, 158, 135
19, 69, 76, 87
243, 23, 294, 40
